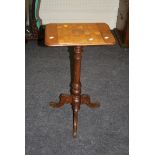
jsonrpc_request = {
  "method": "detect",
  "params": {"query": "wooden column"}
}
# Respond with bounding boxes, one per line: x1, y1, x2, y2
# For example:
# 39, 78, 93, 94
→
71, 46, 83, 137
49, 46, 100, 137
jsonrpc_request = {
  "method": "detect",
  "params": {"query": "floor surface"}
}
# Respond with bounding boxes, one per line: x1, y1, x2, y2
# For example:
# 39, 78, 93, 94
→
25, 42, 129, 155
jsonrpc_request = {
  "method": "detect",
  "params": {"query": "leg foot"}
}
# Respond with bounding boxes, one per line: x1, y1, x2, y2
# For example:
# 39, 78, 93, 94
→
81, 94, 100, 108
72, 106, 78, 138
49, 94, 72, 108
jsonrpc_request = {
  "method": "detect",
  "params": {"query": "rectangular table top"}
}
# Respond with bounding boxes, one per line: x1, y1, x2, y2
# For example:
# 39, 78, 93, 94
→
45, 23, 116, 46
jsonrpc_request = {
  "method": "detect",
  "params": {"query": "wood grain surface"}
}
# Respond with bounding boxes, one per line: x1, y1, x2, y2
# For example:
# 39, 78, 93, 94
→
45, 23, 115, 46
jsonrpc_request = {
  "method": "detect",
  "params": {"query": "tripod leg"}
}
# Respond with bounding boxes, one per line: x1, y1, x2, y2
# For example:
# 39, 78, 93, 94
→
49, 94, 72, 108
72, 106, 78, 138
81, 94, 100, 108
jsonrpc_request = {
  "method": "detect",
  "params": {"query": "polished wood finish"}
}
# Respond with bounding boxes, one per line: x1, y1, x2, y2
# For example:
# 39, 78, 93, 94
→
49, 46, 100, 137
45, 23, 115, 46
46, 23, 116, 137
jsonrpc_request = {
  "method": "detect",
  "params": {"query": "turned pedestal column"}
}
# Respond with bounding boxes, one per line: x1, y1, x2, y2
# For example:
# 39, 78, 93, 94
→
50, 46, 100, 137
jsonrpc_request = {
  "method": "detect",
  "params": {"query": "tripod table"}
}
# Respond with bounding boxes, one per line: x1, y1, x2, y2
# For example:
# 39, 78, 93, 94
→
45, 23, 116, 137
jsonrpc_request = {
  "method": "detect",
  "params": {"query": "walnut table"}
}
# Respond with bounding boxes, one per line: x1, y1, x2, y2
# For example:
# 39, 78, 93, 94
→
45, 23, 116, 137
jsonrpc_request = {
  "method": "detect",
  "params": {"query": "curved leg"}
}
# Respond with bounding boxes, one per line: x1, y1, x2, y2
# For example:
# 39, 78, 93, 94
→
73, 106, 78, 138
81, 94, 100, 108
49, 94, 72, 108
